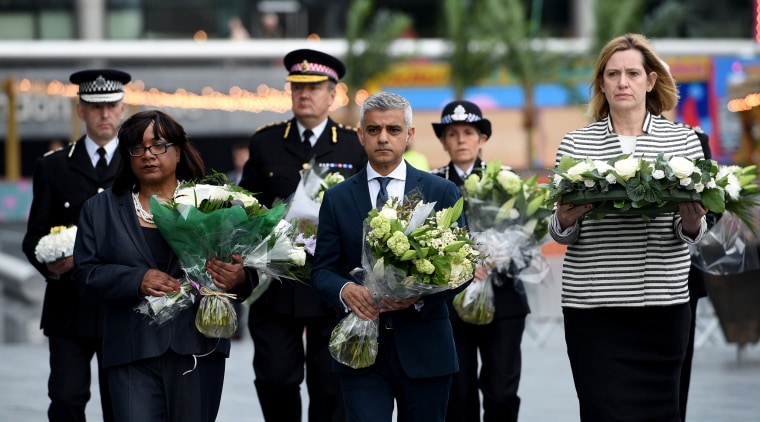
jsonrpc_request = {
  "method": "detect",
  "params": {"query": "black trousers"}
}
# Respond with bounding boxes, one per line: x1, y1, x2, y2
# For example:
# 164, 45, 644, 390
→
564, 303, 690, 422
47, 335, 114, 422
446, 316, 525, 422
249, 312, 344, 422
107, 349, 225, 422
679, 296, 700, 422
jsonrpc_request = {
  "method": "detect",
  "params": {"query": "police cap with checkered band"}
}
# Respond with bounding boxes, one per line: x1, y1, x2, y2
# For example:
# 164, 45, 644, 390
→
283, 49, 345, 83
69, 69, 131, 103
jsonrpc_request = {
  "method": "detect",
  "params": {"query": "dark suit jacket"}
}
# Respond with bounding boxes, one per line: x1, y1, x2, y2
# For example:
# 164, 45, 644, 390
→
689, 130, 713, 299
431, 160, 531, 321
72, 189, 256, 369
311, 163, 468, 378
239, 116, 367, 317
22, 138, 120, 337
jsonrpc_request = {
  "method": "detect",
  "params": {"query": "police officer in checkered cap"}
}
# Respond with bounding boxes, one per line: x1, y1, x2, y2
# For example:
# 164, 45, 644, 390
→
70, 68, 131, 103
22, 67, 131, 422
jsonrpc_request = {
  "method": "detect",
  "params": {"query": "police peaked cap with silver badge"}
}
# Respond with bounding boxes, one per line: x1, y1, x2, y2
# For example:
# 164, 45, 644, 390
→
69, 69, 131, 103
432, 100, 492, 140
283, 49, 346, 83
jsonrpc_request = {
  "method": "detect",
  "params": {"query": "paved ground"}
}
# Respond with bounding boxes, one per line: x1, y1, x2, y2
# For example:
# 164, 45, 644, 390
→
2, 222, 759, 421
1, 326, 758, 421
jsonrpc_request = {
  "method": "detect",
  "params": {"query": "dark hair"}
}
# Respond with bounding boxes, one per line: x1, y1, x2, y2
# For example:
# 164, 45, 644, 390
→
588, 33, 678, 121
112, 110, 205, 194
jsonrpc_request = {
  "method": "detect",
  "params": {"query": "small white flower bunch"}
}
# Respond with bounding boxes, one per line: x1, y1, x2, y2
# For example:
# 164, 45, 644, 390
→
34, 225, 77, 263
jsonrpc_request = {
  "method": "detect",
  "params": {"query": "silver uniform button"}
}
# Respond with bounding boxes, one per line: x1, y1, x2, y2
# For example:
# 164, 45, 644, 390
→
98, 188, 104, 193
64, 202, 70, 208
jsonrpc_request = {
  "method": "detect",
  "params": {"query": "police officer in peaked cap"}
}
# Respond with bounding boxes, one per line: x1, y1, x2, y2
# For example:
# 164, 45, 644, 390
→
22, 68, 132, 422
239, 50, 366, 422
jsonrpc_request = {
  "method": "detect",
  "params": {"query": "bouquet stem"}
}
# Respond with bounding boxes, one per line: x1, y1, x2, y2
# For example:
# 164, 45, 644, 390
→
195, 287, 238, 338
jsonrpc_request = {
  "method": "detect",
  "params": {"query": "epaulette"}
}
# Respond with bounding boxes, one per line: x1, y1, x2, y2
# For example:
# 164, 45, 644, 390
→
43, 147, 64, 157
255, 120, 289, 134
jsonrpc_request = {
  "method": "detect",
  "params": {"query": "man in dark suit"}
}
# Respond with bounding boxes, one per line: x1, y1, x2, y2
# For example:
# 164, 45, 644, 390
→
238, 49, 367, 422
22, 68, 130, 422
311, 92, 468, 422
430, 100, 530, 421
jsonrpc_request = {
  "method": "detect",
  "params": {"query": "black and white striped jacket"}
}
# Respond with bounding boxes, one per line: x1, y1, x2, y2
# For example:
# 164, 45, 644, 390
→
549, 113, 706, 308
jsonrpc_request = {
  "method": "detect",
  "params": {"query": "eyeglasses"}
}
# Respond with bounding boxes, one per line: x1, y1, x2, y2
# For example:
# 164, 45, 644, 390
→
129, 143, 174, 157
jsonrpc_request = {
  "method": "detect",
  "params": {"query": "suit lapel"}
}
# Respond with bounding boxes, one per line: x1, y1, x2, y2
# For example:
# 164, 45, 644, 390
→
349, 167, 372, 218
282, 118, 306, 159
116, 191, 158, 266
67, 141, 99, 182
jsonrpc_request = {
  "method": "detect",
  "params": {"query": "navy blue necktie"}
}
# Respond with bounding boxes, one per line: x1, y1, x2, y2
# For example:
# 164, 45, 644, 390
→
96, 147, 108, 179
376, 177, 391, 209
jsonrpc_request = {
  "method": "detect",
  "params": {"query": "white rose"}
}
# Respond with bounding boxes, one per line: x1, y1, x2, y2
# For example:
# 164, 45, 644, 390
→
379, 206, 398, 221
605, 174, 617, 184
552, 174, 564, 187
613, 157, 639, 181
680, 178, 691, 187
288, 247, 307, 266
652, 169, 665, 180
594, 160, 614, 174
583, 179, 596, 188
566, 161, 595, 182
706, 180, 717, 189
694, 183, 705, 193
668, 157, 695, 179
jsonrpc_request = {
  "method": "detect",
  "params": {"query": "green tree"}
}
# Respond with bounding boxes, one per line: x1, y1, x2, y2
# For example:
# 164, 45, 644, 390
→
341, 0, 412, 124
442, 0, 501, 100
479, 0, 565, 169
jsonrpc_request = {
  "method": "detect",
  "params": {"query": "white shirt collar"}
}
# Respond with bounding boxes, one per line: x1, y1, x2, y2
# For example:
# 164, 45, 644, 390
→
366, 160, 407, 182
297, 119, 328, 146
453, 163, 475, 179
84, 136, 118, 167
367, 160, 407, 207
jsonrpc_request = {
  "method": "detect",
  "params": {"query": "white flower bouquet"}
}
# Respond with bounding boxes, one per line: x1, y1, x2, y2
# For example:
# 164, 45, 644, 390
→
144, 174, 286, 338
34, 225, 77, 263
461, 161, 553, 287
546, 153, 760, 228
244, 218, 312, 283
284, 161, 346, 223
329, 196, 482, 369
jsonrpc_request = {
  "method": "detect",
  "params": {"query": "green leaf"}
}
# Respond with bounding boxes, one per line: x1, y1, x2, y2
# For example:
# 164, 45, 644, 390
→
701, 189, 726, 212
440, 197, 465, 228
399, 250, 418, 261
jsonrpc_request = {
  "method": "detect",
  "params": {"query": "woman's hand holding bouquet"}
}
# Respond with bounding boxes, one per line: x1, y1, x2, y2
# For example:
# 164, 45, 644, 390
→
546, 153, 760, 229
142, 174, 286, 338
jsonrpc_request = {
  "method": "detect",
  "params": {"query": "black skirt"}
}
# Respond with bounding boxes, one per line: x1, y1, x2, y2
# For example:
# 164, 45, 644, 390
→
563, 303, 690, 422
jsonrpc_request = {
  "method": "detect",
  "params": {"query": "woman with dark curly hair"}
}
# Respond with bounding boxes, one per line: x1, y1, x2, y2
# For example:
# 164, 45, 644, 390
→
74, 110, 258, 422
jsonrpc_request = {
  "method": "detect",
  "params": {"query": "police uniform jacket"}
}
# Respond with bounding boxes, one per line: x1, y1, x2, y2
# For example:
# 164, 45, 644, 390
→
239, 116, 367, 317
22, 137, 120, 337
431, 159, 530, 321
